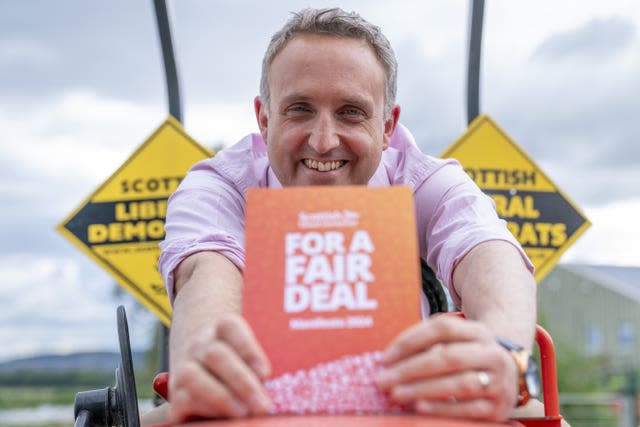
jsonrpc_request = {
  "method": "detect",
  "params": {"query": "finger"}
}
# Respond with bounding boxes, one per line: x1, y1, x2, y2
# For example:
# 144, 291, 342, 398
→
376, 341, 493, 388
170, 388, 244, 423
414, 397, 501, 421
217, 315, 272, 379
196, 339, 272, 415
382, 316, 492, 364
169, 361, 249, 421
389, 370, 494, 403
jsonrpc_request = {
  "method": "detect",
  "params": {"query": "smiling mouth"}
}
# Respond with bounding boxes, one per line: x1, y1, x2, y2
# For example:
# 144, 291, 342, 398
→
303, 159, 346, 172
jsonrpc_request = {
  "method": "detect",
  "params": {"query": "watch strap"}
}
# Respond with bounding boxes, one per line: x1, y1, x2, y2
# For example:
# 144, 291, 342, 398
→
496, 337, 536, 407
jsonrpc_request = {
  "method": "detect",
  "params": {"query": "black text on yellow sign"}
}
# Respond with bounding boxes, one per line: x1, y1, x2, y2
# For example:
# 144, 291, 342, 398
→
66, 199, 169, 246
441, 115, 590, 282
485, 189, 585, 249
57, 116, 213, 325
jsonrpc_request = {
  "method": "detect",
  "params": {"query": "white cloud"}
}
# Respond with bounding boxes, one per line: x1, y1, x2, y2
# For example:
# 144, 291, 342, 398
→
561, 198, 640, 266
0, 91, 170, 220
362, 0, 466, 59
1, 90, 162, 182
184, 101, 258, 148
0, 253, 155, 361
0, 39, 55, 65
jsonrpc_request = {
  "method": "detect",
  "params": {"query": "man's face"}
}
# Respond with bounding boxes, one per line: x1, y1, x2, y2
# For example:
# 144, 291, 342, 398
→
255, 33, 399, 186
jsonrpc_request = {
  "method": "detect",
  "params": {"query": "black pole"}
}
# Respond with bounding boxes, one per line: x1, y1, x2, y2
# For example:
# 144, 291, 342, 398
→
152, 0, 181, 396
153, 0, 182, 123
467, 0, 484, 125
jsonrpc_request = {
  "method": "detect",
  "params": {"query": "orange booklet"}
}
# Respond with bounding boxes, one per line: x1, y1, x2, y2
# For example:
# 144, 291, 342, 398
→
243, 186, 422, 414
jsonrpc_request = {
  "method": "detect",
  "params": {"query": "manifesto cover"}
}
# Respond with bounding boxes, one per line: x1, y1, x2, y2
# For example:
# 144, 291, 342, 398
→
243, 186, 422, 414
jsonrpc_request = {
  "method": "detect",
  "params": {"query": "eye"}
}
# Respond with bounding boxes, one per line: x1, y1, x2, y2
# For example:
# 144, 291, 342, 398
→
285, 104, 312, 115
339, 106, 366, 119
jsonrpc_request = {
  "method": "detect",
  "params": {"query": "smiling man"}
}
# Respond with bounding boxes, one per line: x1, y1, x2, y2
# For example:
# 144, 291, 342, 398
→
256, 32, 395, 187
158, 7, 538, 424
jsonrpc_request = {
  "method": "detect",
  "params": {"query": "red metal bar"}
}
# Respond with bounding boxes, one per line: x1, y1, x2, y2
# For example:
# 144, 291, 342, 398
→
535, 326, 559, 417
153, 371, 169, 401
155, 415, 523, 427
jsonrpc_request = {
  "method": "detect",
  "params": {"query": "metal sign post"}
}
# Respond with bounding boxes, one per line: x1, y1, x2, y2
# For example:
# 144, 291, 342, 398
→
152, 0, 182, 382
153, 0, 182, 123
460, 2, 589, 279
467, 0, 484, 125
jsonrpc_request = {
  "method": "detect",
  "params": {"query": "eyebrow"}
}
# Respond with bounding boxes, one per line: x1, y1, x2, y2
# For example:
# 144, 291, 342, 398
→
279, 94, 312, 106
341, 97, 372, 110
278, 94, 373, 110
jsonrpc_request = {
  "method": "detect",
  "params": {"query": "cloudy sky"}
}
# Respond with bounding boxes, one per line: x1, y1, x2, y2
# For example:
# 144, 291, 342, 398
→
1, 0, 639, 361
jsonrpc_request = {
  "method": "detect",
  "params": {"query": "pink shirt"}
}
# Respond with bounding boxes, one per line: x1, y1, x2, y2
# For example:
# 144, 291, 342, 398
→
159, 124, 532, 310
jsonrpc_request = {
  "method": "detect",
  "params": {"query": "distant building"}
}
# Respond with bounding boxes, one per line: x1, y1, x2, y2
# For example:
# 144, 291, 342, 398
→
538, 264, 640, 371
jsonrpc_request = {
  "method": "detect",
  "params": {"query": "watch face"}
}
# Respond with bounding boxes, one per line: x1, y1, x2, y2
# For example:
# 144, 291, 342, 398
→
525, 357, 541, 398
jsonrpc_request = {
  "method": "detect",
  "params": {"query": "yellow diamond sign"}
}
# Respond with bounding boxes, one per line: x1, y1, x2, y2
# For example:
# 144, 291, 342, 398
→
57, 116, 213, 325
441, 115, 590, 282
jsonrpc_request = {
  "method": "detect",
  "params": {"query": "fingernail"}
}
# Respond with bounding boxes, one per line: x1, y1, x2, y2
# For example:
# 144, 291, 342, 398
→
228, 399, 249, 417
382, 347, 399, 363
252, 361, 270, 379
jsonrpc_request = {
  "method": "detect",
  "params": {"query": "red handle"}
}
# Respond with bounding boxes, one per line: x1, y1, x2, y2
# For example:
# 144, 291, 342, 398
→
535, 325, 560, 418
153, 371, 170, 401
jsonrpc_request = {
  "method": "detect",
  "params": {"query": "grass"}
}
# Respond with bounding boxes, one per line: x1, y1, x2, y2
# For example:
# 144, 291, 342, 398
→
0, 383, 155, 427
0, 367, 156, 409
0, 386, 76, 409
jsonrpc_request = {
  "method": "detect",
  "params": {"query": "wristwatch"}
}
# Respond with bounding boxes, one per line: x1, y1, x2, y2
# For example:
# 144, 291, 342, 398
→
496, 336, 540, 407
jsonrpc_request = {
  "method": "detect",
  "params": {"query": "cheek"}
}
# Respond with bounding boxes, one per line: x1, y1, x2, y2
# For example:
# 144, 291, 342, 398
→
352, 136, 384, 161
267, 139, 297, 174
351, 139, 384, 182
270, 124, 304, 148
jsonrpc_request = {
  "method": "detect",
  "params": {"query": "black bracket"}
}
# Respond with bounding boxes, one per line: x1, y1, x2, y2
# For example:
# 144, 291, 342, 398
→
73, 306, 140, 427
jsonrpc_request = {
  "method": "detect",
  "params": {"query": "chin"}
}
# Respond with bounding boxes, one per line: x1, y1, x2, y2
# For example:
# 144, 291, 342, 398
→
293, 176, 350, 187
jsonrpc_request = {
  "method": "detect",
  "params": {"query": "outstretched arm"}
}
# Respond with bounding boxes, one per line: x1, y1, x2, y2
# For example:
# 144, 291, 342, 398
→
377, 240, 536, 421
168, 251, 273, 422
454, 240, 536, 350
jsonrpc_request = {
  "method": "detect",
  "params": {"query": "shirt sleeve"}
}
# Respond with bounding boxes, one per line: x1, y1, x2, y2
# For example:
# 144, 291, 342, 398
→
158, 160, 247, 305
413, 159, 534, 308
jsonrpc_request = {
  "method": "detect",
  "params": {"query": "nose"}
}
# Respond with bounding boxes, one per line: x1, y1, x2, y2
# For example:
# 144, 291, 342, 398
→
308, 113, 340, 153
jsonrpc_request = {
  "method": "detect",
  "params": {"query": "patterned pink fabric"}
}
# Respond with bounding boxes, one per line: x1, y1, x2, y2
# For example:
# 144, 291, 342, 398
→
265, 352, 407, 414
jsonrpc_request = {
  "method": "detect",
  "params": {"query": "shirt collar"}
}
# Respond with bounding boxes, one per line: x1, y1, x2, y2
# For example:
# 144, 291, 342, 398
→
267, 167, 283, 188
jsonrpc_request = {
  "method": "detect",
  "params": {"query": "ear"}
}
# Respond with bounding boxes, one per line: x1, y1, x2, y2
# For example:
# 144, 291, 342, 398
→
254, 96, 269, 142
382, 105, 401, 150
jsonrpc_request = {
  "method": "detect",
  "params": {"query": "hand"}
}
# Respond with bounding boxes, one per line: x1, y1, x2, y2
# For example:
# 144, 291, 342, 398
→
375, 315, 519, 421
168, 314, 273, 422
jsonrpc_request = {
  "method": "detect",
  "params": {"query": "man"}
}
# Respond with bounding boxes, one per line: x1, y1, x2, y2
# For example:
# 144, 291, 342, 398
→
159, 7, 537, 423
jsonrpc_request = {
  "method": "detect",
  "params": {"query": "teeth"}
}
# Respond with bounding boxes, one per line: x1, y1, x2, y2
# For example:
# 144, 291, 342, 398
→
304, 159, 344, 171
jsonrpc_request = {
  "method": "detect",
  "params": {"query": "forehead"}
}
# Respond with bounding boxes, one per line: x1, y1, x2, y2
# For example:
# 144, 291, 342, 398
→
267, 33, 386, 102
276, 32, 378, 57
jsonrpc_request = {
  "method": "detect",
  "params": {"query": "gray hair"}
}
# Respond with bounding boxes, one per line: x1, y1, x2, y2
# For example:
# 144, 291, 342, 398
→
259, 7, 398, 118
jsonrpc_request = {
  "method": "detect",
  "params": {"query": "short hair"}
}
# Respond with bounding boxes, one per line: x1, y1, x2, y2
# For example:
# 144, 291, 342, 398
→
260, 7, 398, 118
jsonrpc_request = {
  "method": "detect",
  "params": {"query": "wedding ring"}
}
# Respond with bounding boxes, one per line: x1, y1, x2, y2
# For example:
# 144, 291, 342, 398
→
477, 370, 490, 391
